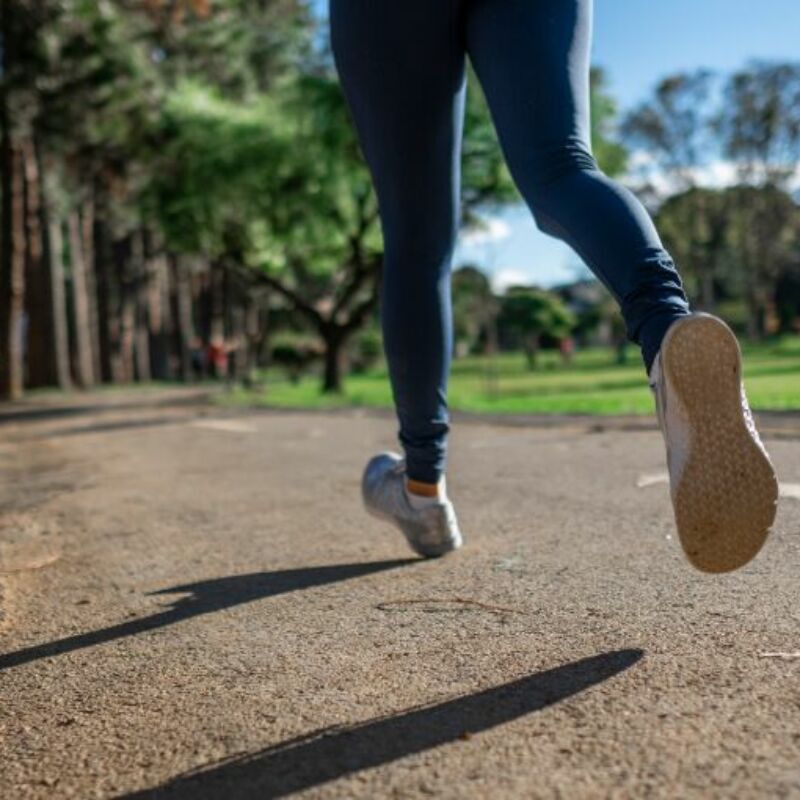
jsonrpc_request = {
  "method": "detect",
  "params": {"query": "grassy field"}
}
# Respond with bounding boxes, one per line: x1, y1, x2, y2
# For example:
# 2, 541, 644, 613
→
222, 336, 800, 416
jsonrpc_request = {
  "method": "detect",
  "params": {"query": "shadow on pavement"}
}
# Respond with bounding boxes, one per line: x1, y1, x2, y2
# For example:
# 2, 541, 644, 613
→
120, 649, 644, 799
0, 560, 415, 671
31, 414, 200, 439
0, 393, 214, 426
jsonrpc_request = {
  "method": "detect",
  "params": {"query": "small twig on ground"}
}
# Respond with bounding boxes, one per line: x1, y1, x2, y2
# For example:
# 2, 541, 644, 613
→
375, 597, 523, 615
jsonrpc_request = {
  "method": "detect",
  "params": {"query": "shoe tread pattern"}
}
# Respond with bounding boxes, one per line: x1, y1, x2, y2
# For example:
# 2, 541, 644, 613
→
662, 315, 778, 573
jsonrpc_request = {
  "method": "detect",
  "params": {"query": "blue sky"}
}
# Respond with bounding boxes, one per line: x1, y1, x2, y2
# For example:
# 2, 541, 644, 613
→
312, 0, 800, 289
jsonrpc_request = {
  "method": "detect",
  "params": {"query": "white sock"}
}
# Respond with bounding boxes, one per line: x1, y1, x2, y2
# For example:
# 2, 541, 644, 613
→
405, 477, 447, 509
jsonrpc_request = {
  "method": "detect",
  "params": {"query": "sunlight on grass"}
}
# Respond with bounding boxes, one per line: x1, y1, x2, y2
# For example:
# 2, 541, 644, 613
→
222, 338, 800, 416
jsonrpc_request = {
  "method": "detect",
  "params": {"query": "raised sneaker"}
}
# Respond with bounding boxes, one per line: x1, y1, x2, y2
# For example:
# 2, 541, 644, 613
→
362, 452, 462, 558
649, 313, 778, 573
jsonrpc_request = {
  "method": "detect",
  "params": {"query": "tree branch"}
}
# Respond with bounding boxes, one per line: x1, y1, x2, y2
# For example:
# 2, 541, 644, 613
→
227, 263, 323, 327
341, 268, 381, 334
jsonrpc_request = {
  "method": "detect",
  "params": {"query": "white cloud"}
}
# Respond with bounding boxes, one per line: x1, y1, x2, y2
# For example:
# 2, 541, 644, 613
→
459, 216, 512, 247
490, 267, 532, 294
626, 152, 800, 195
697, 161, 741, 187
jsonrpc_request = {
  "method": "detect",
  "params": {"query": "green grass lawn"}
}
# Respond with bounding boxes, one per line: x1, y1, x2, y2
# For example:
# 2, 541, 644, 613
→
223, 337, 800, 416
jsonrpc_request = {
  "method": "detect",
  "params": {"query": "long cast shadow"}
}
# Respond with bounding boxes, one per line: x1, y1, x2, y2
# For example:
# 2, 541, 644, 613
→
0, 559, 414, 671
0, 393, 214, 426
120, 649, 643, 799
29, 414, 200, 440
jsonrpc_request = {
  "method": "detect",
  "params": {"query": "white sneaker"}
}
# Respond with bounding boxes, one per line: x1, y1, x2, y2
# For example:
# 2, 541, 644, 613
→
649, 313, 778, 573
362, 452, 463, 558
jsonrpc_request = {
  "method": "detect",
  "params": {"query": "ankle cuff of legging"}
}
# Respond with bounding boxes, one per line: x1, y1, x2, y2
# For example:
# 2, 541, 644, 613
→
405, 462, 444, 485
639, 310, 692, 374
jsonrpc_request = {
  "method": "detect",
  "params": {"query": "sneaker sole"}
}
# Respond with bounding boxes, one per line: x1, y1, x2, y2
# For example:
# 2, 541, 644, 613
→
363, 503, 462, 558
660, 314, 778, 573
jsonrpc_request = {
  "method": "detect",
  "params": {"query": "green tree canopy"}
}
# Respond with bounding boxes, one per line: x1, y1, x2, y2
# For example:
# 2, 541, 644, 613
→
499, 287, 575, 369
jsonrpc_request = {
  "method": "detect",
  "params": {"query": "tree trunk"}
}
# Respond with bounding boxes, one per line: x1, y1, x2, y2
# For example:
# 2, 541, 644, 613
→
210, 261, 225, 343
228, 303, 245, 384
524, 334, 540, 370
80, 196, 102, 381
243, 292, 261, 385
169, 254, 195, 381
133, 230, 151, 382
734, 190, 763, 341
22, 137, 48, 388
47, 214, 72, 389
116, 233, 138, 383
0, 0, 24, 399
39, 147, 71, 389
0, 140, 26, 400
321, 328, 345, 393
68, 210, 96, 387
483, 317, 499, 398
694, 193, 717, 312
747, 291, 768, 340
699, 271, 716, 311
92, 185, 115, 382
23, 139, 71, 389
256, 304, 271, 370
196, 266, 212, 347
146, 244, 171, 381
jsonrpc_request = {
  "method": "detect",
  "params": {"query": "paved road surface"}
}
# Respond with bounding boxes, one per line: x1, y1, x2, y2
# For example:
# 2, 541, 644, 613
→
0, 391, 798, 798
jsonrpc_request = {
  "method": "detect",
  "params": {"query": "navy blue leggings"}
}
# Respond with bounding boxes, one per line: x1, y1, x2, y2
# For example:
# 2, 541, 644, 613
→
330, 0, 690, 483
